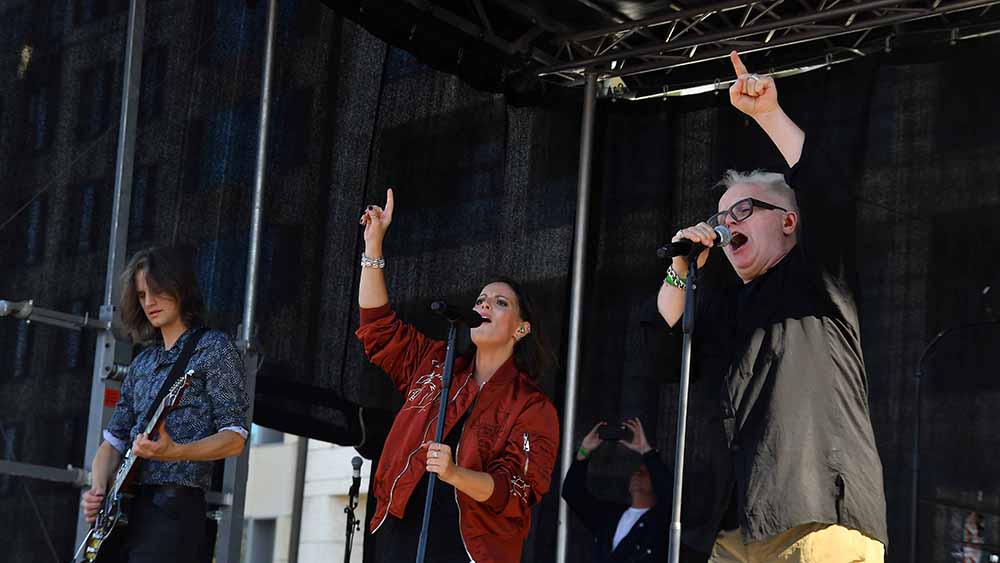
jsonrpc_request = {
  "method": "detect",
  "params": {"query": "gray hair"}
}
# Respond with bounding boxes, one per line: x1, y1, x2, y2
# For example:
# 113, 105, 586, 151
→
718, 169, 798, 211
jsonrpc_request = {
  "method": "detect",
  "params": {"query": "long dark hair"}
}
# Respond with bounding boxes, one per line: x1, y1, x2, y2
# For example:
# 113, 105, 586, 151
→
119, 245, 204, 343
467, 276, 557, 381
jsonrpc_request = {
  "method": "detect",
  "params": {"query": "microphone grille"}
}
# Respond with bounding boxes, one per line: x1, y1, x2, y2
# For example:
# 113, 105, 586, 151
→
351, 456, 363, 469
714, 226, 732, 248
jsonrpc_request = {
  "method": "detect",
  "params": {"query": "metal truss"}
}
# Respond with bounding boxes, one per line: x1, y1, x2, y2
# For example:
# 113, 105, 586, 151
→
331, 0, 1000, 94
535, 0, 1000, 90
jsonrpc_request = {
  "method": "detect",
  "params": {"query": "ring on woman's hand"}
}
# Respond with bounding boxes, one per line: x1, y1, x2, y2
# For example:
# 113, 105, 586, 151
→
748, 73, 760, 81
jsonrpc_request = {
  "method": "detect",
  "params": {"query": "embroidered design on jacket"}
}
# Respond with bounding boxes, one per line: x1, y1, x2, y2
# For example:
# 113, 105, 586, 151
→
511, 432, 531, 503
511, 475, 531, 503
402, 360, 458, 411
404, 360, 445, 412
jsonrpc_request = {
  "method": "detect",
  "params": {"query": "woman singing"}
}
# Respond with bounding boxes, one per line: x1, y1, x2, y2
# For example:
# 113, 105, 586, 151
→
356, 189, 560, 563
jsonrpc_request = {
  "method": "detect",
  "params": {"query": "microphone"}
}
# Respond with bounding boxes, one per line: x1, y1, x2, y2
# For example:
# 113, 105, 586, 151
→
657, 226, 731, 259
349, 456, 363, 498
430, 301, 490, 327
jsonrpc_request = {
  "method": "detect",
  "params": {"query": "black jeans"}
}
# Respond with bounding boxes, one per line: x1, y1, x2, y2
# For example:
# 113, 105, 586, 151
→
116, 485, 207, 563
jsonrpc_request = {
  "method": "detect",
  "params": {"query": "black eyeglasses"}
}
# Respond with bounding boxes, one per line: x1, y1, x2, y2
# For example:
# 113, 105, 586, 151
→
706, 197, 788, 227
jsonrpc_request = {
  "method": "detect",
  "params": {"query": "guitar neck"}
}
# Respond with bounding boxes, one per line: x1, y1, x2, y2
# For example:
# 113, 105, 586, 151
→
108, 382, 183, 496
144, 401, 168, 436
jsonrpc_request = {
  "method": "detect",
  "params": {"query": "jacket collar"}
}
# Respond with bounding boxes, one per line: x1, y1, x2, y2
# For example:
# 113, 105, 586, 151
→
460, 353, 522, 387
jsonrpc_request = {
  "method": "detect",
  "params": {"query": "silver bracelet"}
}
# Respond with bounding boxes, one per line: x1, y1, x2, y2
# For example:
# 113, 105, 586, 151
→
361, 254, 385, 269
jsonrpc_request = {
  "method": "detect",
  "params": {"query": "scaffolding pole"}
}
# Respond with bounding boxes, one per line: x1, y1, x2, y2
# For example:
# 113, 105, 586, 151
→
214, 0, 277, 560
555, 71, 598, 563
73, 0, 146, 553
288, 437, 309, 563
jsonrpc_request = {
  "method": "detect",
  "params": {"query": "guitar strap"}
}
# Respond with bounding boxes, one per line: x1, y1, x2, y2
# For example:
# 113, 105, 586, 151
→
140, 327, 207, 428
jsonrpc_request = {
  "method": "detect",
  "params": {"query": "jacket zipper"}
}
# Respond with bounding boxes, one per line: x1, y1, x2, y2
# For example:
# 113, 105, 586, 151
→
453, 429, 476, 563
453, 382, 482, 563
373, 372, 473, 534
522, 432, 530, 475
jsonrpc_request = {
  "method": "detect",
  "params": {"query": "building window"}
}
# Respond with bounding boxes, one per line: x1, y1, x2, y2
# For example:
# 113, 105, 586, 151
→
78, 64, 114, 141
12, 321, 32, 379
197, 238, 245, 314
0, 423, 17, 496
28, 88, 51, 151
74, 0, 126, 26
205, 0, 297, 64
24, 196, 46, 264
129, 167, 155, 241
63, 300, 86, 370
65, 183, 99, 255
49, 0, 70, 41
199, 103, 257, 192
207, 0, 254, 63
78, 183, 97, 254
195, 230, 291, 315
0, 6, 26, 46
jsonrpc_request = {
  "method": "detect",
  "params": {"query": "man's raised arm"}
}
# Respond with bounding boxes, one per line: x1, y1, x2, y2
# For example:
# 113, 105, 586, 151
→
729, 51, 805, 167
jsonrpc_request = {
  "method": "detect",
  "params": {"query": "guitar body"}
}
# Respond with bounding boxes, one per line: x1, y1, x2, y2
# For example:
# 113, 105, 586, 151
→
75, 371, 193, 563
79, 481, 135, 562
79, 510, 127, 563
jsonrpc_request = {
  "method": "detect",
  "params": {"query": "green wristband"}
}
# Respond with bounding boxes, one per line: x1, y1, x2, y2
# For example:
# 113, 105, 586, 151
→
664, 264, 687, 289
577, 446, 591, 459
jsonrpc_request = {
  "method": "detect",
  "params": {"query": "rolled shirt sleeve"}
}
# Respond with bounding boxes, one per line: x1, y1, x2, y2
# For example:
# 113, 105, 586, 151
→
105, 364, 138, 454
202, 333, 250, 437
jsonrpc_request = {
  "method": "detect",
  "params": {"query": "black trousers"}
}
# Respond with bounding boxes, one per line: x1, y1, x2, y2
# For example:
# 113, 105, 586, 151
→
107, 485, 207, 563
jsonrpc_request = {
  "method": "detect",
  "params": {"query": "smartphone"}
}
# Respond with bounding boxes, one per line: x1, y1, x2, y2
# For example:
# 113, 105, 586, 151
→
598, 423, 633, 442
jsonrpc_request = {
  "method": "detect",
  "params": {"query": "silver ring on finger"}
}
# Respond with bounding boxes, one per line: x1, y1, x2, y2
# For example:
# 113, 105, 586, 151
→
748, 73, 760, 81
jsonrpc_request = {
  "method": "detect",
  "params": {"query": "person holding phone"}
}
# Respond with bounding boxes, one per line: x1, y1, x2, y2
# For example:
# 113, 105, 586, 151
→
562, 419, 708, 563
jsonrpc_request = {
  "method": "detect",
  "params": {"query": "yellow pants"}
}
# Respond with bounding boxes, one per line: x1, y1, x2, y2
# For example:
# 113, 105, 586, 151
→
709, 523, 885, 563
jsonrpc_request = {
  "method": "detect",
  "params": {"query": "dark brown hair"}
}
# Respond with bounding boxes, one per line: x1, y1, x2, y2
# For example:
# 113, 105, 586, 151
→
119, 245, 204, 343
466, 276, 557, 381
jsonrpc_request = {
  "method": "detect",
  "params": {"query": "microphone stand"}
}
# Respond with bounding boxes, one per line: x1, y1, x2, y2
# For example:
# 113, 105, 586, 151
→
908, 319, 1000, 563
667, 249, 700, 563
344, 475, 361, 563
415, 318, 460, 563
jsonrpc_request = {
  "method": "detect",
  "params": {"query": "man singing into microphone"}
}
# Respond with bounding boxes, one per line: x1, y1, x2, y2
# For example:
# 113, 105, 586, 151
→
656, 52, 887, 562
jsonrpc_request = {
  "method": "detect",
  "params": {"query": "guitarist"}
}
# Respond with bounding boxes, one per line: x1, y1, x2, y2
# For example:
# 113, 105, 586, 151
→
80, 245, 249, 562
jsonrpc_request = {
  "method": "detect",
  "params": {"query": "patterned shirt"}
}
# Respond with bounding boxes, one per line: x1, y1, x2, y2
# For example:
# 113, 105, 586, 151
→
104, 327, 249, 490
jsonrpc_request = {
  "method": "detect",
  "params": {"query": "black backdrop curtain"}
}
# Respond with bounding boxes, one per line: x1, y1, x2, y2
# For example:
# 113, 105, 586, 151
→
0, 1, 998, 561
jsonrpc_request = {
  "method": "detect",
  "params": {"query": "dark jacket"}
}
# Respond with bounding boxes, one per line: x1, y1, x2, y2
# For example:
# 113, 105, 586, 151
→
356, 304, 560, 563
561, 451, 674, 563
646, 137, 888, 553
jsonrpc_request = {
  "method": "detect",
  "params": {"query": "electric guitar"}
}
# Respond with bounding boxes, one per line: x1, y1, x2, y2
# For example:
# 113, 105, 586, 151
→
74, 370, 195, 563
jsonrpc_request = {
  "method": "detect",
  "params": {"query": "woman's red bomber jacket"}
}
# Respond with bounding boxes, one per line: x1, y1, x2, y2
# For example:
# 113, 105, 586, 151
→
356, 304, 560, 563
